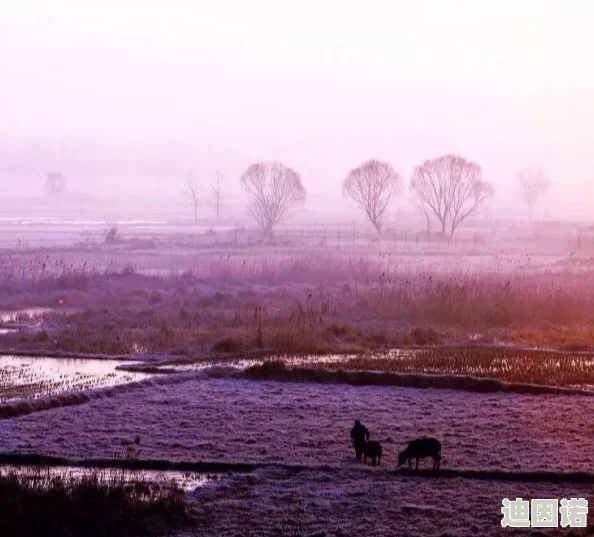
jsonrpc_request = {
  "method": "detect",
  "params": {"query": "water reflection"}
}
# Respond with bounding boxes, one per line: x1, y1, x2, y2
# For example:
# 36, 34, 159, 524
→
155, 350, 415, 373
0, 356, 147, 402
0, 465, 220, 491
0, 308, 53, 323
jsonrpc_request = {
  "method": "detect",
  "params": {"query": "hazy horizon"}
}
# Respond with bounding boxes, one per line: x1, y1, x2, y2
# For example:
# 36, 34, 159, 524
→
2, 1, 594, 218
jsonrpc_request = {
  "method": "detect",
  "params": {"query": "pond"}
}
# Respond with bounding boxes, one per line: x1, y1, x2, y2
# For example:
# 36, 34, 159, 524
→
0, 355, 147, 402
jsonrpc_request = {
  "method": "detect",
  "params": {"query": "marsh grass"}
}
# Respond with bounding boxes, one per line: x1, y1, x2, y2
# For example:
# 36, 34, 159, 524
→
4, 255, 594, 355
0, 467, 190, 537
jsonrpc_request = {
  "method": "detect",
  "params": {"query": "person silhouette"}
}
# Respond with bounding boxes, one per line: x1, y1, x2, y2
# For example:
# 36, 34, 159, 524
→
350, 419, 370, 460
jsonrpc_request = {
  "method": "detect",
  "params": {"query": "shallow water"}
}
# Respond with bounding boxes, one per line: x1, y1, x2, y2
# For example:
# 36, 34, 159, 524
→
158, 352, 406, 373
0, 355, 147, 402
0, 465, 220, 491
0, 308, 54, 323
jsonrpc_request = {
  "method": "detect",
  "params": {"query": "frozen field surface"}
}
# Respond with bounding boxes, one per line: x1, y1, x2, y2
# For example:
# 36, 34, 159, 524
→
1, 376, 592, 474
183, 467, 594, 536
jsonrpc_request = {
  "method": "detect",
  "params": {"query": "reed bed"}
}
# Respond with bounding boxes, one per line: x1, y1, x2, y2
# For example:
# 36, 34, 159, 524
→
3, 252, 594, 354
0, 467, 190, 537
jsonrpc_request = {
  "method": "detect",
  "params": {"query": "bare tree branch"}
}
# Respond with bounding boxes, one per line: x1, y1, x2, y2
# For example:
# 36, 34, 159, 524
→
343, 159, 403, 232
240, 161, 306, 234
45, 172, 67, 197
411, 154, 493, 237
187, 176, 201, 223
210, 171, 224, 220
517, 167, 549, 210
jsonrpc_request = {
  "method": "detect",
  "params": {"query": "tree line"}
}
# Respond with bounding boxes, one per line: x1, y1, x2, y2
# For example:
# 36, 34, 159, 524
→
234, 155, 549, 237
42, 155, 549, 237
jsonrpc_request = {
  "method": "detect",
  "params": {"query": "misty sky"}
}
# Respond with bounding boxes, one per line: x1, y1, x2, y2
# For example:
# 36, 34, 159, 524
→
1, 1, 594, 216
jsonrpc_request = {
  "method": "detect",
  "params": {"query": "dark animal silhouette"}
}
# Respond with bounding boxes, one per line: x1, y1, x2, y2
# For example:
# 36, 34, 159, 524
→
350, 420, 370, 460
363, 440, 382, 466
397, 437, 441, 470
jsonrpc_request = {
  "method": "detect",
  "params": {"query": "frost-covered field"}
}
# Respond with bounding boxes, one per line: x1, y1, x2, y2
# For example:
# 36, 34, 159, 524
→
1, 376, 591, 473
2, 217, 594, 534
185, 467, 594, 537
2, 368, 594, 534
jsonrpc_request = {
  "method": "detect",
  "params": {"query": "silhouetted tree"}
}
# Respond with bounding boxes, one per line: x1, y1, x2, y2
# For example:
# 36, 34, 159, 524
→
343, 159, 403, 232
411, 154, 493, 237
187, 178, 200, 223
517, 167, 549, 213
45, 172, 67, 197
211, 171, 224, 220
240, 161, 306, 234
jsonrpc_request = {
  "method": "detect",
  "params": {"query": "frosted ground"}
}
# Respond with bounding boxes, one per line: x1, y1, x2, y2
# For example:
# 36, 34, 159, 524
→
1, 376, 591, 471
2, 219, 594, 535
2, 374, 594, 535
184, 469, 594, 537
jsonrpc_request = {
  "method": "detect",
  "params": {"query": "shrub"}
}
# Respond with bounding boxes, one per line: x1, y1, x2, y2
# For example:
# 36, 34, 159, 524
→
104, 226, 120, 244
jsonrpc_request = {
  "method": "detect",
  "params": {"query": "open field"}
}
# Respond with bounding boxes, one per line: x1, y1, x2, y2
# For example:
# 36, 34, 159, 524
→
6, 2, 594, 533
3, 219, 594, 534
2, 375, 592, 473
185, 467, 594, 537
3, 373, 594, 535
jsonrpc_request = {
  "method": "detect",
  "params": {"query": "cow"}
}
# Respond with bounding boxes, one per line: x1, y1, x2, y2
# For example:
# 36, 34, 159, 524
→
397, 437, 441, 470
363, 440, 382, 466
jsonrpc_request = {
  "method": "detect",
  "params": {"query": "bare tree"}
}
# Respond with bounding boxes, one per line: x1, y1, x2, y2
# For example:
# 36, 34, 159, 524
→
45, 172, 67, 197
517, 167, 549, 212
343, 159, 403, 232
211, 171, 224, 220
410, 154, 494, 237
240, 161, 306, 234
187, 178, 201, 223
